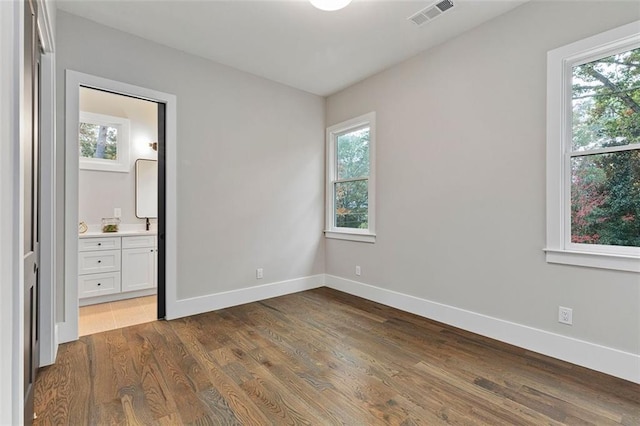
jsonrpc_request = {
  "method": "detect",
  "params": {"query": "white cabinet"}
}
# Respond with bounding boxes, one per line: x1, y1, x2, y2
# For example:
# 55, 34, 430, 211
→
122, 237, 157, 292
79, 237, 120, 251
78, 237, 121, 299
78, 272, 120, 298
78, 250, 121, 275
122, 235, 156, 250
78, 234, 156, 303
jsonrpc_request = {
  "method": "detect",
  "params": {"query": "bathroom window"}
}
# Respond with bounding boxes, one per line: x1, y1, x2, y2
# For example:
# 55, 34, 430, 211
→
79, 111, 130, 172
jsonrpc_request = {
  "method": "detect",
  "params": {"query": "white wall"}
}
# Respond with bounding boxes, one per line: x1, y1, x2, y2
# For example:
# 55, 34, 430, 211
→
56, 11, 325, 314
326, 1, 640, 357
78, 87, 157, 228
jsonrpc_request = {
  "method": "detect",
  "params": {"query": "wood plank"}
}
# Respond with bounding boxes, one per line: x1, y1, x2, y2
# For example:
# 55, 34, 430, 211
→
33, 341, 92, 426
34, 288, 640, 425
122, 323, 180, 422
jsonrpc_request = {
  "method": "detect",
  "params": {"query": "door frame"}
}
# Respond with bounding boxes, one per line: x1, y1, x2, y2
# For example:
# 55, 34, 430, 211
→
0, 0, 54, 423
38, 13, 57, 369
59, 71, 177, 343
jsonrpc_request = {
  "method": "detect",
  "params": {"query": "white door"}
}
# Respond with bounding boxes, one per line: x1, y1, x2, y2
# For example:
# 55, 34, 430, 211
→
121, 247, 155, 292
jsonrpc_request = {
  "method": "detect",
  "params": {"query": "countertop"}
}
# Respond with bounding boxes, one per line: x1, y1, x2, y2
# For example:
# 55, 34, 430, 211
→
79, 230, 157, 238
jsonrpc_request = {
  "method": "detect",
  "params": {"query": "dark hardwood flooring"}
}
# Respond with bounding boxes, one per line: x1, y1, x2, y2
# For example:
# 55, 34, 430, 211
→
34, 288, 639, 425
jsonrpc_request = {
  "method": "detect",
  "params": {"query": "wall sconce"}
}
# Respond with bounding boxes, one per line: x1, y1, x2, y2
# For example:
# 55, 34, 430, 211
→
149, 142, 158, 151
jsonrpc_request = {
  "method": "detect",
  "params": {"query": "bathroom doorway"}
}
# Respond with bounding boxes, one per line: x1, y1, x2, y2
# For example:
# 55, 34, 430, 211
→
76, 87, 161, 336
61, 70, 175, 344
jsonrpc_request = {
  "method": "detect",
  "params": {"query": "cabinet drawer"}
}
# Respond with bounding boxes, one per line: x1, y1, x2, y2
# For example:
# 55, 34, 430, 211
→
79, 237, 121, 252
79, 272, 120, 298
78, 250, 121, 275
122, 235, 156, 249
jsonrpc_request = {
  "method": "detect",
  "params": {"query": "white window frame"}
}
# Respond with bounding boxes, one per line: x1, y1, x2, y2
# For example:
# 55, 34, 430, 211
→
78, 111, 130, 173
545, 20, 640, 273
325, 112, 376, 243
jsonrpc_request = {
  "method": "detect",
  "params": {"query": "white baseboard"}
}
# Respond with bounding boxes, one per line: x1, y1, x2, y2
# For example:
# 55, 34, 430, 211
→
79, 288, 157, 307
167, 274, 325, 320
57, 316, 75, 345
325, 274, 640, 384
54, 272, 639, 384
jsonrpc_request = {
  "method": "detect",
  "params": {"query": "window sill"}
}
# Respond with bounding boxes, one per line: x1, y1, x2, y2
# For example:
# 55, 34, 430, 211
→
544, 249, 639, 273
324, 230, 376, 243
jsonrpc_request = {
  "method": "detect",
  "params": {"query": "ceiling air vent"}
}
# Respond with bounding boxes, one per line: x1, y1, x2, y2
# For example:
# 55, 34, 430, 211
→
408, 0, 454, 27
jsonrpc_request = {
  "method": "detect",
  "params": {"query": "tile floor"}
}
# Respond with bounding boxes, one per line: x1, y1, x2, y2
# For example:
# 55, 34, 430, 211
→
78, 295, 157, 336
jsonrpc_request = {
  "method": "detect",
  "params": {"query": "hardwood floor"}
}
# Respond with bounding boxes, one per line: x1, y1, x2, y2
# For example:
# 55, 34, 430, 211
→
34, 288, 639, 425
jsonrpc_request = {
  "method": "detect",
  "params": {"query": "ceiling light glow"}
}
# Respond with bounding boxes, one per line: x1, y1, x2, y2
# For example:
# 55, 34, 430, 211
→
309, 0, 352, 12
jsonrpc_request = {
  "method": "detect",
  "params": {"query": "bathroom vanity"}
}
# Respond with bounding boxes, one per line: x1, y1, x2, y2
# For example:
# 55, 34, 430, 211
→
78, 230, 157, 306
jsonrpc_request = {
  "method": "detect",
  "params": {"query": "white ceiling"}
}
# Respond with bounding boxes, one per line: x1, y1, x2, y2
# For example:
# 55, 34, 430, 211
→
57, 0, 528, 96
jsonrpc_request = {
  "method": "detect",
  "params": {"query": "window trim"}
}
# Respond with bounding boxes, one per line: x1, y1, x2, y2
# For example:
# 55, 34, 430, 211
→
545, 20, 640, 273
79, 111, 131, 173
325, 112, 376, 243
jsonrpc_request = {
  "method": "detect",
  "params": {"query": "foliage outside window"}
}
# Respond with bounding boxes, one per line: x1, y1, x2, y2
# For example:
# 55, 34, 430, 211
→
546, 21, 640, 272
326, 112, 376, 243
78, 111, 130, 173
80, 122, 118, 160
571, 48, 640, 247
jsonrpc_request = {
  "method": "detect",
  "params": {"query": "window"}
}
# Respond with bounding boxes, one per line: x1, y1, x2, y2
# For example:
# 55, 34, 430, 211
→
546, 21, 640, 272
79, 111, 130, 172
325, 112, 376, 243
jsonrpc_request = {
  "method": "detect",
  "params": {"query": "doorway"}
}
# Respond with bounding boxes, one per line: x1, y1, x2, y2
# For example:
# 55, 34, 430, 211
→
76, 87, 159, 336
60, 71, 176, 343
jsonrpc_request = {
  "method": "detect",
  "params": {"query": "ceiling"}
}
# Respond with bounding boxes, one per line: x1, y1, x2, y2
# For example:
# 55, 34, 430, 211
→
57, 0, 528, 96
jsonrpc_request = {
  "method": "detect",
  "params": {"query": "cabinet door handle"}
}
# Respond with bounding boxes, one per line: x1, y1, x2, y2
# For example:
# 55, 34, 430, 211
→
97, 260, 102, 263
97, 242, 102, 246
150, 249, 154, 252
97, 283, 101, 286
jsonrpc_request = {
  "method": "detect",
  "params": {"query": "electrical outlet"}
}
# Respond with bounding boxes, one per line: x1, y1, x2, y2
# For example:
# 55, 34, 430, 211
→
558, 306, 573, 325
114, 208, 121, 218
256, 268, 263, 279
355, 265, 361, 276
